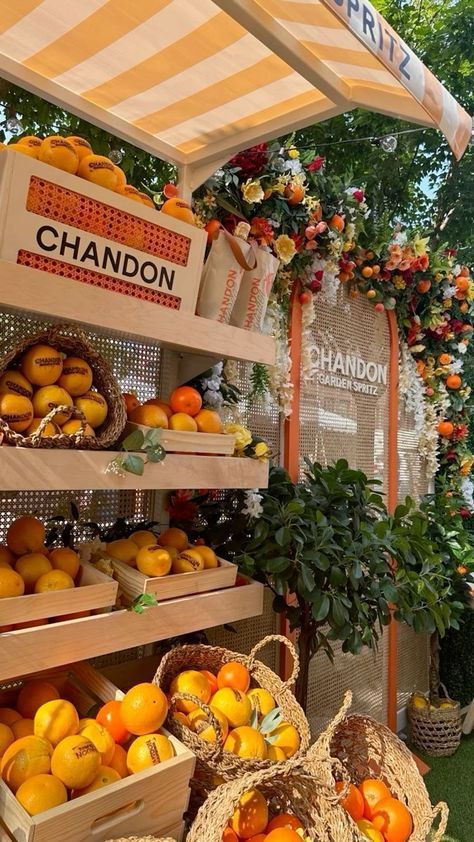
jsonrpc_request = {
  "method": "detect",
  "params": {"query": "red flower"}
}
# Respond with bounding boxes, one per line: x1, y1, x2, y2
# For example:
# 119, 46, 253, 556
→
290, 231, 304, 252
352, 189, 365, 203
167, 501, 197, 522
459, 507, 471, 518
229, 143, 268, 179
250, 216, 274, 245
453, 424, 468, 441
445, 248, 457, 257
451, 319, 464, 334
307, 155, 325, 172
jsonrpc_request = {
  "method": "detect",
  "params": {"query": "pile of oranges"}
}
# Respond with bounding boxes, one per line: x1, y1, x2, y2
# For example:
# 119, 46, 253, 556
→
0, 343, 108, 438
123, 385, 223, 434
0, 516, 82, 616
106, 526, 219, 578
336, 777, 413, 842
168, 660, 300, 762
0, 679, 172, 816
223, 790, 308, 841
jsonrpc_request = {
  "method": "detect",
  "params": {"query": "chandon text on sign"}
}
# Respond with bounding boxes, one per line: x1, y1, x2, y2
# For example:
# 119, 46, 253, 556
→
314, 346, 387, 395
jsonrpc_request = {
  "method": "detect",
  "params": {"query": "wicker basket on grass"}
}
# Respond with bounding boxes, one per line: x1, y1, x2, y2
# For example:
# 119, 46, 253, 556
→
408, 685, 462, 757
0, 322, 126, 448
154, 635, 311, 786
330, 712, 449, 842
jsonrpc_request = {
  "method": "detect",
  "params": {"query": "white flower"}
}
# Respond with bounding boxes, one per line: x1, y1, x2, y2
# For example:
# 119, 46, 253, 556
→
80, 538, 106, 564
241, 179, 264, 203
203, 389, 222, 408
243, 489, 264, 518
453, 264, 462, 277
442, 283, 457, 298
448, 360, 463, 374
457, 343, 468, 354
461, 477, 474, 510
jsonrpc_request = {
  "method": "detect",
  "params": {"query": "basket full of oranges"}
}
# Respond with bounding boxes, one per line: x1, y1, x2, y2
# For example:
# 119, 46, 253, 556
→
153, 635, 311, 789
0, 322, 126, 449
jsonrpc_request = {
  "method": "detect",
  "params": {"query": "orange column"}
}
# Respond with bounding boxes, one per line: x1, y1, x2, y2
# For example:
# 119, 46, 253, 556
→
387, 310, 399, 731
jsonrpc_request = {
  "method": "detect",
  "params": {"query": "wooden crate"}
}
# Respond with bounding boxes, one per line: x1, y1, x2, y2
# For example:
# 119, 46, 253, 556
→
123, 421, 236, 455
0, 664, 195, 842
109, 554, 237, 602
0, 563, 117, 626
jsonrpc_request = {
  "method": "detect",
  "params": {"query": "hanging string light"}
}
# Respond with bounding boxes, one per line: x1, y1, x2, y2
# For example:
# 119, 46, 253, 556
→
108, 148, 124, 164
295, 126, 427, 153
4, 114, 23, 135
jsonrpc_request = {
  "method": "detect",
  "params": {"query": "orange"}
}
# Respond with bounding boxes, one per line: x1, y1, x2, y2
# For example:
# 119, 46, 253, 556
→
17, 136, 42, 157
162, 545, 178, 562
58, 357, 93, 396
362, 266, 374, 278
34, 569, 75, 594
336, 781, 364, 821
0, 370, 33, 399
121, 683, 168, 735
247, 688, 275, 718
194, 408, 223, 434
188, 705, 229, 744
78, 154, 118, 190
0, 545, 15, 566
417, 279, 431, 293
158, 528, 188, 552
127, 733, 175, 773
456, 276, 470, 291
136, 545, 172, 577
160, 197, 195, 225
172, 549, 204, 574
329, 213, 345, 231
266, 830, 302, 842
284, 183, 305, 205
8, 143, 40, 158
15, 553, 52, 592
116, 184, 141, 201
96, 701, 130, 745
437, 421, 454, 438
169, 386, 202, 417
194, 546, 219, 569
267, 745, 286, 761
39, 136, 79, 173
217, 662, 251, 693
266, 722, 300, 758
0, 723, 14, 757
48, 547, 80, 579
171, 710, 190, 728
25, 418, 60, 437
108, 743, 128, 778
17, 680, 60, 720
129, 403, 168, 428
267, 815, 303, 832
169, 412, 198, 432
112, 165, 127, 189
0, 393, 34, 432
247, 836, 267, 842
0, 709, 22, 726
123, 392, 140, 417
138, 192, 155, 208
223, 830, 239, 842
16, 773, 67, 815
224, 726, 267, 759
446, 374, 462, 389
438, 354, 452, 365
200, 670, 218, 696
1, 735, 53, 792
78, 719, 115, 765
170, 670, 212, 715
72, 764, 121, 797
0, 567, 25, 598
34, 699, 79, 746
144, 398, 173, 418
129, 530, 157, 548
33, 386, 73, 426
20, 344, 63, 386
61, 419, 95, 437
65, 136, 92, 161
204, 218, 221, 244
371, 797, 413, 842
51, 735, 100, 789
106, 538, 137, 566
359, 778, 392, 820
74, 390, 108, 428
211, 688, 252, 728
230, 788, 268, 839
357, 819, 385, 842
11, 719, 35, 740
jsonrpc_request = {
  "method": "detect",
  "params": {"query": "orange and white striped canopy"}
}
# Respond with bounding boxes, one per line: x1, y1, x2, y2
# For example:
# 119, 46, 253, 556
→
0, 0, 470, 169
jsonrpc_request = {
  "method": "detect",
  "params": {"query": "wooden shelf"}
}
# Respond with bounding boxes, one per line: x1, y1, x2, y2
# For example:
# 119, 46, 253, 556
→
0, 449, 269, 490
0, 260, 275, 366
0, 580, 264, 681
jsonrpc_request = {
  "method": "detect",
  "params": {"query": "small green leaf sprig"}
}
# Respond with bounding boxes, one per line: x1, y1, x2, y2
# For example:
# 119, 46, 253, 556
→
128, 593, 159, 613
106, 429, 166, 477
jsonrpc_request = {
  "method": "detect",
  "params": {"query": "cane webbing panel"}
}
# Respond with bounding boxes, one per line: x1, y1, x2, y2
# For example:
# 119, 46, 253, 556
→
231, 361, 282, 463
397, 623, 430, 706
206, 587, 279, 672
397, 399, 429, 504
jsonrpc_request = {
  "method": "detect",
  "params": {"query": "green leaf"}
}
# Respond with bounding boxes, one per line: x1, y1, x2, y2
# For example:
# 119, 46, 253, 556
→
259, 707, 283, 735
143, 428, 163, 448
301, 565, 316, 592
122, 430, 145, 451
312, 592, 330, 622
266, 556, 291, 574
122, 453, 145, 476
128, 593, 158, 613
146, 445, 166, 463
275, 527, 291, 547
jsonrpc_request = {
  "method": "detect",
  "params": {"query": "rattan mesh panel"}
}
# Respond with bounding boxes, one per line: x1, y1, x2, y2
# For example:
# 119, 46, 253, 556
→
206, 587, 279, 671
227, 361, 282, 462
397, 400, 429, 503
396, 623, 430, 706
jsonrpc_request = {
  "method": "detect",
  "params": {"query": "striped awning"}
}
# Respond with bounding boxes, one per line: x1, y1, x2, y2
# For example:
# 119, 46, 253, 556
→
0, 0, 470, 169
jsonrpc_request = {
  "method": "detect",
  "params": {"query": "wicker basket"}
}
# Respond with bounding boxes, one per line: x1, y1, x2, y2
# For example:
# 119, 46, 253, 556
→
106, 837, 177, 842
330, 712, 449, 842
408, 685, 462, 757
0, 322, 126, 448
154, 635, 311, 784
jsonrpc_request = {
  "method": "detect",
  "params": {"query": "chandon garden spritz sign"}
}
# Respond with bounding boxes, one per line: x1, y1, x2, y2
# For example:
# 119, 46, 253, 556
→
314, 346, 387, 396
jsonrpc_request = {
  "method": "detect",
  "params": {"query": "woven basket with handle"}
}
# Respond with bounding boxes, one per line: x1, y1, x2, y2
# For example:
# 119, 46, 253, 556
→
0, 322, 126, 449
408, 684, 462, 757
330, 711, 449, 842
154, 634, 311, 786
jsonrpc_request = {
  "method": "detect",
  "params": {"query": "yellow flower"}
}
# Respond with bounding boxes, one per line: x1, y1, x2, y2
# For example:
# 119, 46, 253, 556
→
435, 273, 443, 282
413, 235, 430, 256
241, 179, 264, 204
275, 234, 297, 265
443, 298, 452, 308
224, 422, 252, 452
460, 456, 474, 476
467, 282, 474, 301
254, 441, 269, 460
394, 275, 406, 290
288, 146, 300, 159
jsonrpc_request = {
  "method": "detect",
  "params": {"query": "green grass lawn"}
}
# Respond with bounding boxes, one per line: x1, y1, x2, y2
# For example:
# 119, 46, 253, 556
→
411, 733, 473, 842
